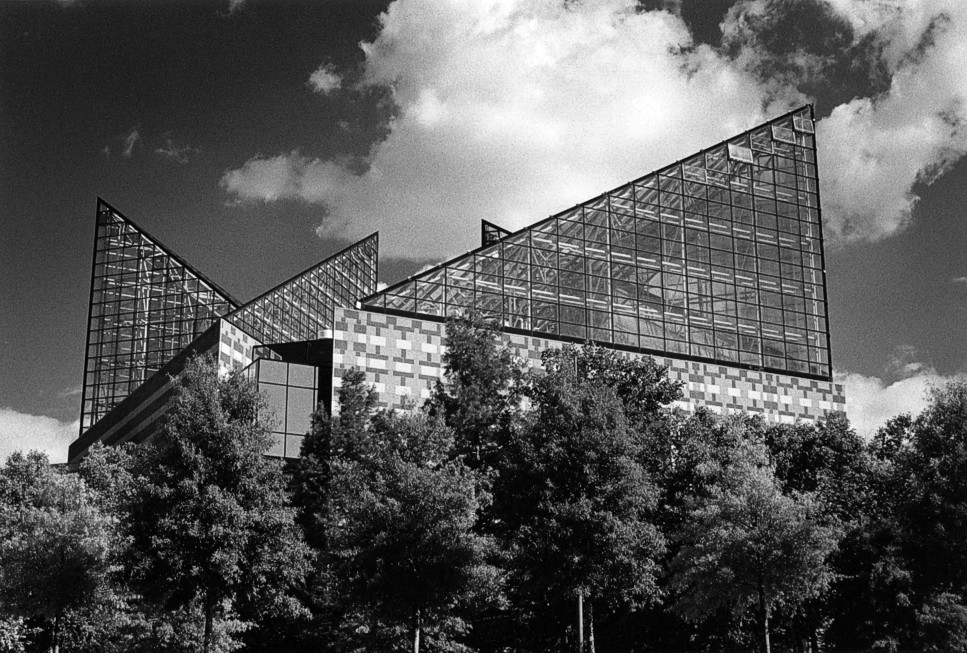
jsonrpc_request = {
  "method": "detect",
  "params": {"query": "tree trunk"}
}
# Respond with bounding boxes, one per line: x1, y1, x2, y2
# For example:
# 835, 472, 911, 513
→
50, 612, 60, 653
577, 592, 584, 653
588, 598, 596, 653
203, 595, 215, 653
413, 609, 422, 653
759, 590, 771, 653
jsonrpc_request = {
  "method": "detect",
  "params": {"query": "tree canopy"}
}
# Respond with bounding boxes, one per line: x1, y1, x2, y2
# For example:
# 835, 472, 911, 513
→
0, 452, 116, 653
125, 355, 310, 653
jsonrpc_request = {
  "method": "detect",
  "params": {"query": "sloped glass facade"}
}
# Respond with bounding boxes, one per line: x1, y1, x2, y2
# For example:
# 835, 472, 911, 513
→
81, 200, 238, 431
225, 234, 378, 345
361, 107, 831, 380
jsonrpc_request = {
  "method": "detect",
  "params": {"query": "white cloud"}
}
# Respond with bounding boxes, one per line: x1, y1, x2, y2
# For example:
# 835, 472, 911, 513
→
227, 0, 245, 14
220, 150, 355, 204
953, 276, 967, 284
0, 408, 77, 465
155, 136, 195, 164
836, 368, 966, 438
720, 0, 967, 243
122, 126, 140, 158
222, 0, 967, 258
814, 0, 967, 242
308, 63, 342, 94
222, 0, 800, 259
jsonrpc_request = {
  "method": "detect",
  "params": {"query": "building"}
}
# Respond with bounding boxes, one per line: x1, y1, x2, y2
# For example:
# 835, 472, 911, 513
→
68, 106, 845, 464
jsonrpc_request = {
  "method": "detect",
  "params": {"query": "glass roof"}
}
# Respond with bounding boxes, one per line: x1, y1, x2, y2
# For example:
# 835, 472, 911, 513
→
361, 106, 831, 380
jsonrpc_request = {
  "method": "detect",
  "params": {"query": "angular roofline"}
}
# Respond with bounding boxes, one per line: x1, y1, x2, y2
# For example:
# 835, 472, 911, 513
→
481, 219, 510, 245
226, 231, 380, 317
361, 104, 815, 304
96, 197, 242, 306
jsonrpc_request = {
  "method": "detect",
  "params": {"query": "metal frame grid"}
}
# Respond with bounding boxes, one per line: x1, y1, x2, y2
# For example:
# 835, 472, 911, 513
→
361, 106, 832, 381
225, 233, 378, 345
80, 199, 239, 432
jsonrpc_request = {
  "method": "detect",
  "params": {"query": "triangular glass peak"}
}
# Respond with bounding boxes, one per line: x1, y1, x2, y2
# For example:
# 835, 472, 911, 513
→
361, 107, 831, 380
81, 200, 239, 432
481, 219, 511, 246
226, 233, 378, 345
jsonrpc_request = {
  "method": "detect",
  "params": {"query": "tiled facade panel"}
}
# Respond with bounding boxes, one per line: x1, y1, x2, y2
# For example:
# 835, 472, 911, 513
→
217, 320, 261, 373
330, 309, 447, 411
333, 308, 844, 423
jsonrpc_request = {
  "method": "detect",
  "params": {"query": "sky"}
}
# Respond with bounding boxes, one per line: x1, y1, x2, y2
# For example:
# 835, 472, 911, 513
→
2, 0, 967, 462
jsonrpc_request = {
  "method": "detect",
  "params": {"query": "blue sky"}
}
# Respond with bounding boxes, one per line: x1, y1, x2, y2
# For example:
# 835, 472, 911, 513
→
2, 0, 966, 461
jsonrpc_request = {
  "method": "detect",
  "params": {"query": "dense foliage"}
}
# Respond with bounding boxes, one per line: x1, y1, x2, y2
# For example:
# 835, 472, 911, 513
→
5, 324, 967, 652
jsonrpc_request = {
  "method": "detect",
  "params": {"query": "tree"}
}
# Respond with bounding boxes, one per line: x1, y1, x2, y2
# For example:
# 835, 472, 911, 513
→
292, 368, 378, 552
762, 415, 872, 649
285, 368, 380, 652
916, 592, 967, 652
498, 345, 667, 651
0, 451, 116, 653
898, 382, 967, 595
125, 355, 310, 653
77, 442, 136, 515
541, 344, 682, 429
427, 314, 523, 471
669, 447, 841, 653
877, 381, 967, 651
325, 410, 500, 652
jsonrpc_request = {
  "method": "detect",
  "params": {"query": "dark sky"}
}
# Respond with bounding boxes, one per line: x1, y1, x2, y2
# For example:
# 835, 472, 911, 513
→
2, 0, 966, 458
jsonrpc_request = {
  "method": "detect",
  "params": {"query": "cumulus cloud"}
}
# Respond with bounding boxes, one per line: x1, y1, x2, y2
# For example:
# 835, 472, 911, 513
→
308, 63, 342, 94
0, 408, 77, 465
220, 150, 355, 204
221, 0, 967, 259
222, 0, 800, 258
724, 0, 967, 243
954, 276, 967, 284
836, 368, 965, 438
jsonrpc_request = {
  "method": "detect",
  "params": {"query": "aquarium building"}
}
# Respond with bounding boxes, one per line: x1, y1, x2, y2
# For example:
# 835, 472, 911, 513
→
68, 106, 845, 464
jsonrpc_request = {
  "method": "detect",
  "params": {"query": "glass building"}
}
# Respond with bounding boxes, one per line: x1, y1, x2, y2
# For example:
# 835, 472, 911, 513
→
69, 106, 844, 464
225, 234, 378, 345
361, 106, 829, 382
81, 199, 239, 432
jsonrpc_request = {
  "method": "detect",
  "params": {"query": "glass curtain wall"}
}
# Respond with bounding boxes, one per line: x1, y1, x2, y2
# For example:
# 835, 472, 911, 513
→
251, 358, 318, 459
362, 107, 830, 380
81, 200, 238, 432
226, 234, 378, 345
